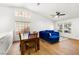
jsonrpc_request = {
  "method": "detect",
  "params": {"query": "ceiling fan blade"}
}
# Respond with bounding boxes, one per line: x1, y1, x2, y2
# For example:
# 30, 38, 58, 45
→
59, 14, 66, 16
56, 12, 60, 15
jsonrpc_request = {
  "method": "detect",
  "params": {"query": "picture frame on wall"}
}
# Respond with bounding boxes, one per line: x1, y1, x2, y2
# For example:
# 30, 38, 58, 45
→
64, 22, 71, 33
58, 24, 63, 32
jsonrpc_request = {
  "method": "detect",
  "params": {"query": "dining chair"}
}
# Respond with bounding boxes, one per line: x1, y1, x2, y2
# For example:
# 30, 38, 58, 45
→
19, 32, 39, 55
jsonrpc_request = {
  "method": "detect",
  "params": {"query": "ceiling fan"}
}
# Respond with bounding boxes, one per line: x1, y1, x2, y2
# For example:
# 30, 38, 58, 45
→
51, 12, 66, 18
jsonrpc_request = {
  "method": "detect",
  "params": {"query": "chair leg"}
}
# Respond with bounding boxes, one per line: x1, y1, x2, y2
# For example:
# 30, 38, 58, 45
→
35, 45, 38, 52
28, 48, 31, 55
20, 45, 25, 55
28, 51, 31, 55
20, 47, 25, 55
21, 50, 24, 55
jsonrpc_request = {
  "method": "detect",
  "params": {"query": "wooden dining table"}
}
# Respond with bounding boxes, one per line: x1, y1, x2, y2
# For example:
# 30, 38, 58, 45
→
19, 32, 40, 55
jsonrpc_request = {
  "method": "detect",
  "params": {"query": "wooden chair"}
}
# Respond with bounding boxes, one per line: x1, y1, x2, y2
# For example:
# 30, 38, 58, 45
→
19, 32, 39, 55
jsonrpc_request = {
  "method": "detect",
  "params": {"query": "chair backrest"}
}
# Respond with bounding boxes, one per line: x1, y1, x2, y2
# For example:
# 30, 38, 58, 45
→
19, 32, 21, 41
19, 32, 23, 46
29, 32, 38, 39
19, 32, 38, 42
51, 32, 59, 36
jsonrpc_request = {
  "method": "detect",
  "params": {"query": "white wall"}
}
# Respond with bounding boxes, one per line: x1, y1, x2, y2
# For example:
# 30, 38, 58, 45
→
29, 12, 54, 32
0, 6, 14, 33
54, 18, 79, 40
0, 6, 14, 52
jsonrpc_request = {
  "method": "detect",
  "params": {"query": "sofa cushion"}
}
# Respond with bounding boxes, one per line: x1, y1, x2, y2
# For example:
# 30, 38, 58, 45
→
51, 32, 59, 36
49, 35, 59, 38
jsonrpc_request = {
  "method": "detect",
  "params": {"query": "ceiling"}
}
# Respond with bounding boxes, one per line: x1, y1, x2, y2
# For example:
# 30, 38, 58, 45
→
24, 3, 79, 21
1, 3, 79, 21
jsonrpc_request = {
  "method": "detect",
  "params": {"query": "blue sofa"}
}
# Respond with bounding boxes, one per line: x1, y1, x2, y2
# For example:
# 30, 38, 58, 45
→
39, 30, 60, 43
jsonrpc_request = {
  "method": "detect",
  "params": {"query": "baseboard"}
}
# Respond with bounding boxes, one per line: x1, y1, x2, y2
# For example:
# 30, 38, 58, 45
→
61, 36, 79, 40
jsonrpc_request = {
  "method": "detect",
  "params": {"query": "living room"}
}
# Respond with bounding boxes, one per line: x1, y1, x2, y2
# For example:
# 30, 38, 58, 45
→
0, 3, 79, 55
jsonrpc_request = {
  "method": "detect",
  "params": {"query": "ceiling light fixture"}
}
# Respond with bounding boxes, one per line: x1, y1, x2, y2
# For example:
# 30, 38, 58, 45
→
37, 3, 40, 6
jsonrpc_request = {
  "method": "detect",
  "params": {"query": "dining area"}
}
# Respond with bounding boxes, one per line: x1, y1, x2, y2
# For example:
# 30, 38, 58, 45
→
14, 20, 40, 55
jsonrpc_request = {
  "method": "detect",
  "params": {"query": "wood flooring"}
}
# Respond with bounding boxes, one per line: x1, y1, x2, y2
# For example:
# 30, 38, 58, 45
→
7, 39, 79, 55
